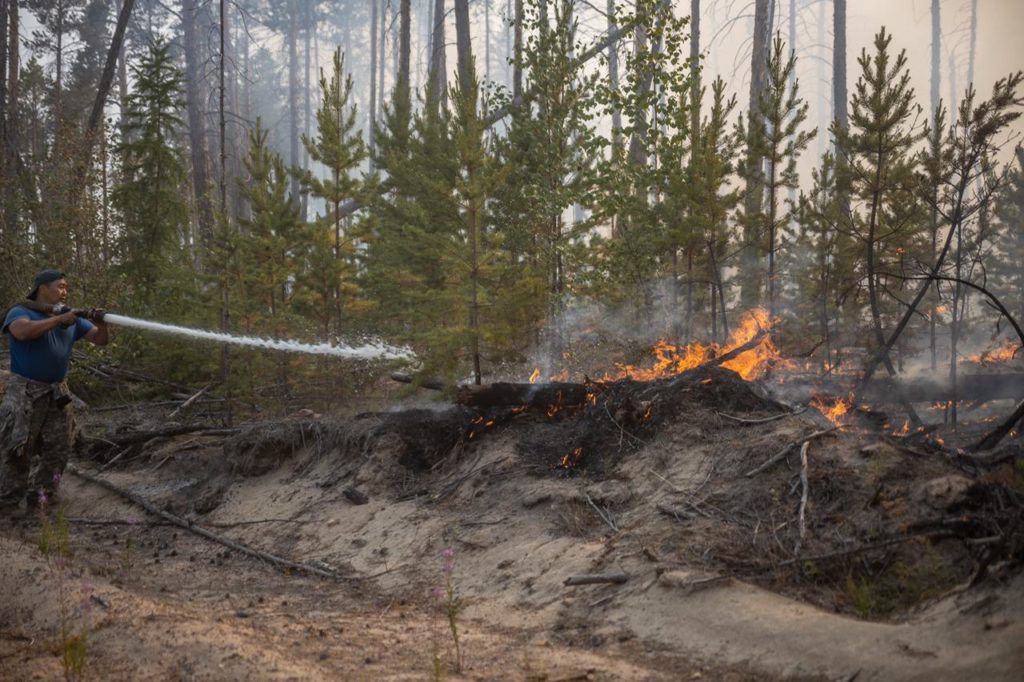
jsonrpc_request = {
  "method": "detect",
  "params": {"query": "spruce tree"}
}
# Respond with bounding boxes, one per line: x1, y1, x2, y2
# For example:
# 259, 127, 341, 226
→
994, 148, 1024, 324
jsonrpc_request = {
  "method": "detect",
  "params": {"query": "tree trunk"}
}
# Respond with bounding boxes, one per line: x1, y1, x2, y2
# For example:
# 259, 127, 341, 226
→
512, 0, 522, 104
430, 0, 446, 110
832, 0, 847, 133
369, 0, 378, 165
454, 0, 473, 88
399, 0, 411, 96
302, 2, 313, 220
182, 0, 214, 252
740, 0, 771, 307
287, 0, 300, 200
378, 0, 387, 127
626, 2, 650, 168
607, 0, 621, 147
930, 0, 940, 117
0, 0, 7, 149
968, 0, 977, 87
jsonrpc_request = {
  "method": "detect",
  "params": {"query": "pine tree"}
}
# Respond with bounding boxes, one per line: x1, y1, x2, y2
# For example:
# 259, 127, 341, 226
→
235, 119, 304, 395
492, 0, 598, 354
994, 148, 1024, 324
744, 33, 815, 319
833, 28, 924, 376
298, 46, 367, 336
111, 38, 190, 310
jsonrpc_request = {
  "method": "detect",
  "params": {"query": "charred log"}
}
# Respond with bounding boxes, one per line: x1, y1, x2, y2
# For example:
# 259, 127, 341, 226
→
456, 381, 590, 409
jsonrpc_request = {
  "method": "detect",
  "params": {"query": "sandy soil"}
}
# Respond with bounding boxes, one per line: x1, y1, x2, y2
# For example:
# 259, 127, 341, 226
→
1, 389, 1022, 680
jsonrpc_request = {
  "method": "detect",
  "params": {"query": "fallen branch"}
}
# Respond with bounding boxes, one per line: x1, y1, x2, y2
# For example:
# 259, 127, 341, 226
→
66, 464, 360, 581
717, 407, 805, 425
168, 382, 217, 419
86, 425, 239, 449
389, 372, 448, 392
795, 441, 811, 554
564, 573, 629, 586
745, 427, 837, 477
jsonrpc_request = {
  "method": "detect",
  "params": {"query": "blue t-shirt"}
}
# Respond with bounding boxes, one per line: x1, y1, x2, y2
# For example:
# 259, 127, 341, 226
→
3, 305, 94, 383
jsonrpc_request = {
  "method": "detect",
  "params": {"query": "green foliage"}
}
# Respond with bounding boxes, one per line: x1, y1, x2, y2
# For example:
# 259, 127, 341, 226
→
111, 38, 191, 310
832, 28, 926, 348
492, 0, 600, 347
298, 48, 368, 336
587, 0, 695, 323
994, 148, 1024, 321
745, 34, 816, 317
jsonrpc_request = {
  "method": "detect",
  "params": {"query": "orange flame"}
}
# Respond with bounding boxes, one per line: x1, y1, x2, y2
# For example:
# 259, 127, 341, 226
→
966, 338, 1021, 365
811, 395, 851, 428
529, 368, 541, 384
601, 308, 778, 382
560, 447, 583, 468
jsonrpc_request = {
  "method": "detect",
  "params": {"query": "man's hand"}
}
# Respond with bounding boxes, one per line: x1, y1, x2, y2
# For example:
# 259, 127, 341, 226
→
83, 308, 106, 324
56, 311, 77, 327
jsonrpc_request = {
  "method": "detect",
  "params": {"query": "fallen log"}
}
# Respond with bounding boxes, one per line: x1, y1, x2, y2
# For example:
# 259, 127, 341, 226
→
564, 573, 629, 586
457, 328, 770, 409
456, 381, 590, 409
389, 372, 448, 392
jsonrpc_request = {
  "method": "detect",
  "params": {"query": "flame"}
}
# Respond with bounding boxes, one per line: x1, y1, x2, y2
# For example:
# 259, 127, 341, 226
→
529, 368, 541, 384
560, 447, 583, 468
966, 338, 1021, 365
601, 308, 777, 382
550, 369, 570, 382
546, 404, 560, 417
811, 395, 851, 428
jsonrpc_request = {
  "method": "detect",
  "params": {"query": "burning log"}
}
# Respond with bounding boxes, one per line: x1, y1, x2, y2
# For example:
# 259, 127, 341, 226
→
456, 328, 771, 410
456, 381, 591, 409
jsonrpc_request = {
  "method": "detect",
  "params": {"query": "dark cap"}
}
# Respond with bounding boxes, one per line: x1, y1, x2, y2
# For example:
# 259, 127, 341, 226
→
27, 269, 66, 300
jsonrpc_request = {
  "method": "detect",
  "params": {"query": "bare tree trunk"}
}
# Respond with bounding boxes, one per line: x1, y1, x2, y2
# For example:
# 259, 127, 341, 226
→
369, 0, 378, 165
399, 0, 411, 95
740, 0, 772, 307
626, 3, 650, 168
454, 0, 472, 87
219, 0, 232, 426
302, 2, 313, 220
607, 0, 621, 147
182, 0, 214, 252
429, 0, 446, 110
287, 0, 300, 199
968, 0, 977, 88
833, 0, 849, 219
378, 0, 387, 126
931, 0, 940, 115
0, 0, 7, 150
512, 0, 522, 103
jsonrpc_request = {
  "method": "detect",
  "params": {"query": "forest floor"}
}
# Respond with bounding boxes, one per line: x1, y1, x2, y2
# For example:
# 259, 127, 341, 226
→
1, 366, 1022, 680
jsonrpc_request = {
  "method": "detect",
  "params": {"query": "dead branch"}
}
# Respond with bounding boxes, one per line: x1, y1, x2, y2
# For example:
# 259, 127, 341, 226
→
795, 441, 811, 554
564, 573, 630, 586
66, 464, 360, 581
745, 427, 837, 477
168, 382, 216, 419
85, 425, 239, 449
389, 372, 448, 392
717, 407, 805, 425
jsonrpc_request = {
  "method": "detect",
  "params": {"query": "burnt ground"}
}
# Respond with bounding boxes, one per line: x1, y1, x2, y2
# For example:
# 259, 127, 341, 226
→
1, 364, 1023, 680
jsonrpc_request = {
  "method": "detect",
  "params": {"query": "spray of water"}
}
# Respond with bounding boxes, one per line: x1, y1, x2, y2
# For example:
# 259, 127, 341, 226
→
102, 314, 414, 361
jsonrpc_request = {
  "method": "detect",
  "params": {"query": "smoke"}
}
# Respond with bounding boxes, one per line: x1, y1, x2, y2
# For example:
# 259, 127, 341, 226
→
102, 314, 415, 362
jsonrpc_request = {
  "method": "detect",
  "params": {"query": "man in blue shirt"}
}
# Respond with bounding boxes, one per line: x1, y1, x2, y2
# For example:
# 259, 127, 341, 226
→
1, 270, 108, 514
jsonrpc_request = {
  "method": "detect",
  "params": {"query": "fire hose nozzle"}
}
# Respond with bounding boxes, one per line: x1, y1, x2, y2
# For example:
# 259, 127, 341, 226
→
71, 308, 107, 323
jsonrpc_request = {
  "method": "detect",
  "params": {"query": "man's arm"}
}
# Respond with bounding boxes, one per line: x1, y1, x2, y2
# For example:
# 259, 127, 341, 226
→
6, 312, 79, 341
85, 320, 109, 346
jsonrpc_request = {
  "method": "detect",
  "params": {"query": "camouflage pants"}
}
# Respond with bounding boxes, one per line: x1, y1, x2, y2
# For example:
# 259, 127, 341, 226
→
0, 374, 75, 508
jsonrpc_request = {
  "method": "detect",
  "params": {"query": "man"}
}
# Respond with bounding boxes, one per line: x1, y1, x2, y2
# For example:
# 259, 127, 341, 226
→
0, 270, 108, 514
